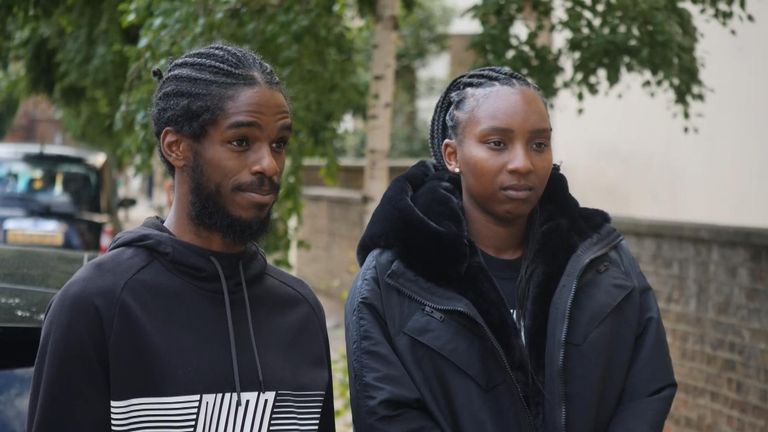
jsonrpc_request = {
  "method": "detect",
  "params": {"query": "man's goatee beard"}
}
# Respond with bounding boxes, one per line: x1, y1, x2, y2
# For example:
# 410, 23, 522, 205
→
187, 158, 276, 245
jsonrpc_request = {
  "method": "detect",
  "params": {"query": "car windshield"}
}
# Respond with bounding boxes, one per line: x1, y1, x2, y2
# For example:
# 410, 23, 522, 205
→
0, 156, 101, 214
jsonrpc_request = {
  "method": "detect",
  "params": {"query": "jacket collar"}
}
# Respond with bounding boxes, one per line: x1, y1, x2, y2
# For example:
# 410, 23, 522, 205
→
384, 258, 478, 313
358, 160, 610, 282
109, 216, 268, 293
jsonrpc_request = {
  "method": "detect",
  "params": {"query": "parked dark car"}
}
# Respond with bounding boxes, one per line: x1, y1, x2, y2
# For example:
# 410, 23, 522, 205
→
0, 245, 92, 431
0, 143, 134, 252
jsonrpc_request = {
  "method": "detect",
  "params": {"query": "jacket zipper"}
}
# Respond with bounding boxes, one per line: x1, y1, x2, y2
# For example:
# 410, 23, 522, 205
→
557, 234, 622, 432
390, 281, 536, 431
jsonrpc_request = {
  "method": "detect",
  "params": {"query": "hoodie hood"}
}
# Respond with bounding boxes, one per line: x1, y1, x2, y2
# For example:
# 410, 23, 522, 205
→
110, 216, 268, 293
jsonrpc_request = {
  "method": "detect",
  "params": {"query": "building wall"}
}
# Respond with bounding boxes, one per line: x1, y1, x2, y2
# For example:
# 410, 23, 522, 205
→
301, 158, 416, 190
618, 219, 768, 432
447, 34, 477, 79
2, 96, 72, 145
296, 161, 416, 297
296, 187, 365, 299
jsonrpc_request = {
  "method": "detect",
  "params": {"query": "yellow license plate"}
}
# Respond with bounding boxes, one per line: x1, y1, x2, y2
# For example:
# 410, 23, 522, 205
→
6, 230, 65, 247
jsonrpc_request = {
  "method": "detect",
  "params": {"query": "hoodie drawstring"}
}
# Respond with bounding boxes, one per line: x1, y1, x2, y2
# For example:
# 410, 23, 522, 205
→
210, 256, 243, 407
239, 262, 265, 394
209, 256, 267, 407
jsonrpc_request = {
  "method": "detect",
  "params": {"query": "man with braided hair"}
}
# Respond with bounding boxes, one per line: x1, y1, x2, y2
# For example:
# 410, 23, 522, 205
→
28, 43, 335, 432
346, 66, 676, 431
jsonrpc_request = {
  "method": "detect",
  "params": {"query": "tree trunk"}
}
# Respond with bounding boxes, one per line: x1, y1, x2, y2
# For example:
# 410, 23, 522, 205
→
362, 0, 400, 223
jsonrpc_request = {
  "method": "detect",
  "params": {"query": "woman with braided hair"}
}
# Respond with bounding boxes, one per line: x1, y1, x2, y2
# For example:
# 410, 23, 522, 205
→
345, 67, 676, 431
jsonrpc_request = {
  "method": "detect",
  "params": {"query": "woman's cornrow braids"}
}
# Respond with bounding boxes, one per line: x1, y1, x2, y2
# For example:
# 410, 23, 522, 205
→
428, 66, 545, 170
151, 43, 285, 175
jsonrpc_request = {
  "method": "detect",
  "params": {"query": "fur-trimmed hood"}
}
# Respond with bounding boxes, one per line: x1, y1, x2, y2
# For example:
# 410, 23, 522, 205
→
358, 160, 609, 278
357, 159, 611, 423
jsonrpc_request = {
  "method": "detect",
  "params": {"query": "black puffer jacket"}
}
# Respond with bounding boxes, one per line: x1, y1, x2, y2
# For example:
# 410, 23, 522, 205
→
345, 161, 676, 432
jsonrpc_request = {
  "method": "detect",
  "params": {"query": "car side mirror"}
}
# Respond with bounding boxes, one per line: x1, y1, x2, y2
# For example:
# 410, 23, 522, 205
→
117, 197, 137, 209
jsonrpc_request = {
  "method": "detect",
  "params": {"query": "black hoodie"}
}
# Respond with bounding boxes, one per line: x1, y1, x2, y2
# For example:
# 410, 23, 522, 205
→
28, 217, 335, 432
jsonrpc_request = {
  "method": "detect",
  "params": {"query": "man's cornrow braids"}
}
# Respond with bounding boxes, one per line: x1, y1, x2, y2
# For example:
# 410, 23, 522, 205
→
429, 66, 545, 170
151, 43, 285, 175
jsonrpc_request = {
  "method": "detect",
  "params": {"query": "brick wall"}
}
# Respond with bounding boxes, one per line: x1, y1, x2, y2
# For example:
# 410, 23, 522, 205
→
296, 187, 364, 300
295, 160, 414, 300
448, 34, 477, 79
301, 158, 416, 190
616, 218, 768, 432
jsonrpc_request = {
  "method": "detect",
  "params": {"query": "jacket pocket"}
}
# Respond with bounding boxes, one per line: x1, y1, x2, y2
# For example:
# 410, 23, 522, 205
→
403, 309, 505, 390
566, 260, 634, 346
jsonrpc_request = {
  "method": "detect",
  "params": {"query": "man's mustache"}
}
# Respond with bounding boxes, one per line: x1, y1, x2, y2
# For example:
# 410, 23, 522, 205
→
234, 175, 281, 196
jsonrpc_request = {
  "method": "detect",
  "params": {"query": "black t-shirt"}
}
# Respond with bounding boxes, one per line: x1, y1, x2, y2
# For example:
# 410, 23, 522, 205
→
479, 250, 523, 312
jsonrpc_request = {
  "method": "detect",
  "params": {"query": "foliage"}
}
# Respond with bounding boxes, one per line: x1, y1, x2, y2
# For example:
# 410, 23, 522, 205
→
0, 0, 369, 265
396, 0, 452, 69
469, 0, 754, 121
1, 1, 133, 147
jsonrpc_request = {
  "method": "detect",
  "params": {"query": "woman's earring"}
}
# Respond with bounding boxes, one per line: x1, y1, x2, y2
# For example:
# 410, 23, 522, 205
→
453, 167, 461, 174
